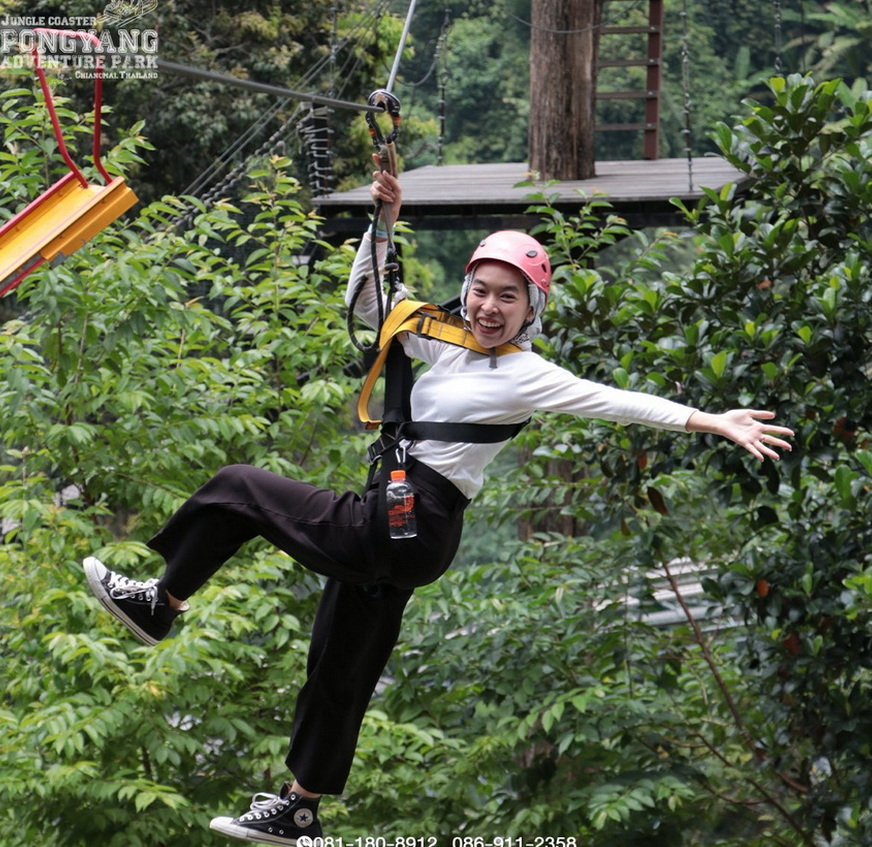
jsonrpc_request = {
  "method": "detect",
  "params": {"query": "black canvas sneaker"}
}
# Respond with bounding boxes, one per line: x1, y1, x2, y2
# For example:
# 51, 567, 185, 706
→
83, 556, 186, 646
210, 783, 322, 846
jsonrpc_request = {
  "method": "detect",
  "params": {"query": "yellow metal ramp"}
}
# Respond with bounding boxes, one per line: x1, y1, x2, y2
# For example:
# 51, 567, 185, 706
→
0, 172, 138, 295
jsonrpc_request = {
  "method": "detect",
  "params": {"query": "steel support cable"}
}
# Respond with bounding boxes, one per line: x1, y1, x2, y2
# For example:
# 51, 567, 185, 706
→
173, 104, 317, 233
405, 8, 452, 90
204, 106, 303, 200
156, 59, 384, 114
173, 0, 392, 200
183, 83, 332, 201
181, 98, 290, 197
180, 33, 352, 198
396, 9, 452, 164
173, 48, 368, 197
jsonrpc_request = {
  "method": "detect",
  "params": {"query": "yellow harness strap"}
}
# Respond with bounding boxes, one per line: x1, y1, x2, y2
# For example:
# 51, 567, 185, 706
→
357, 299, 522, 429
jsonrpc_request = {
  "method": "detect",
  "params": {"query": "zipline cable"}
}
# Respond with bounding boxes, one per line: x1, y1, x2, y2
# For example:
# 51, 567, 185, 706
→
170, 0, 393, 201
349, 0, 420, 464
165, 1, 398, 227
156, 59, 383, 114
385, 0, 418, 94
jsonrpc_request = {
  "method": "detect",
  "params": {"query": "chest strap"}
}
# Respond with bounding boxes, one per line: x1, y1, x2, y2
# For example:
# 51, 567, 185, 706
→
356, 299, 522, 430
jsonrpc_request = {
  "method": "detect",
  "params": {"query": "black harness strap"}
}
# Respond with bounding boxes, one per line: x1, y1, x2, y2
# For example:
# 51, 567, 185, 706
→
401, 420, 528, 444
381, 343, 413, 430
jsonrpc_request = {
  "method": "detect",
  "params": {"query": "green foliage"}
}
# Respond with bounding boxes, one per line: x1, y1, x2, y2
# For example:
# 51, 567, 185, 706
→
495, 74, 871, 845
358, 524, 747, 843
0, 0, 402, 201
5, 0, 862, 202
689, 75, 872, 845
0, 96, 365, 844
3, 71, 872, 847
785, 1, 872, 80
0, 85, 150, 214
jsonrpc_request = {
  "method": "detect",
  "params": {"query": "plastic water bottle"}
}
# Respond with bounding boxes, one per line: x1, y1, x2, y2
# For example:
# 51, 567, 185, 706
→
386, 469, 417, 539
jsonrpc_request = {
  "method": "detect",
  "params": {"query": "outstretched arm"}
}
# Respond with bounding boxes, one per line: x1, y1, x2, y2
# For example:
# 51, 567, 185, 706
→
686, 409, 794, 461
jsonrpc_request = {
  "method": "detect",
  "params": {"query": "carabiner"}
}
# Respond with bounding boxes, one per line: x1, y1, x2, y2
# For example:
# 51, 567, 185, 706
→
366, 89, 402, 149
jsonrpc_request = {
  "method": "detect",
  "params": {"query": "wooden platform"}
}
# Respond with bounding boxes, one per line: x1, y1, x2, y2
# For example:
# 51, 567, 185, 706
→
315, 157, 746, 234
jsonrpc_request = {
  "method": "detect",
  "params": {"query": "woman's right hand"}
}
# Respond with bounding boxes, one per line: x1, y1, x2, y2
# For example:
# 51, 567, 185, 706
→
369, 153, 402, 228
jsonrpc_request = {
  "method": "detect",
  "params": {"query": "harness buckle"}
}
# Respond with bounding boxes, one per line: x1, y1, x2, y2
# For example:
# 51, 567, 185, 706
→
366, 429, 402, 463
367, 433, 393, 465
366, 421, 410, 465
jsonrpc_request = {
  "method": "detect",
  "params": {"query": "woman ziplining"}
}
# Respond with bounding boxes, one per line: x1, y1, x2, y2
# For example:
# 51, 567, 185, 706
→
81, 153, 794, 843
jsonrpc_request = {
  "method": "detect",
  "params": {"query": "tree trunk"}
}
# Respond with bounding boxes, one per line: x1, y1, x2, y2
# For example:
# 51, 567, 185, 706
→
528, 0, 604, 180
516, 454, 584, 541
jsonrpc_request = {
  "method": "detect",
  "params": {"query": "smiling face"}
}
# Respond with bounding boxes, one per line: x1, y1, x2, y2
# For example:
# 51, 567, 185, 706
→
465, 261, 534, 348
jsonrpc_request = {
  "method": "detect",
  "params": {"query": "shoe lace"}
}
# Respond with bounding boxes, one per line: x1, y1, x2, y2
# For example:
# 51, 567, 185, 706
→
248, 791, 288, 814
107, 574, 161, 611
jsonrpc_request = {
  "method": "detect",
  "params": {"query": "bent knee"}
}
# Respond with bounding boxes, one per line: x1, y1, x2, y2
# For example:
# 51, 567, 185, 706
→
207, 464, 262, 495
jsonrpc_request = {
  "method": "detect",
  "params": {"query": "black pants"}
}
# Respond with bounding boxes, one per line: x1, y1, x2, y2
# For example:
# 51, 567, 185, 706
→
147, 459, 469, 795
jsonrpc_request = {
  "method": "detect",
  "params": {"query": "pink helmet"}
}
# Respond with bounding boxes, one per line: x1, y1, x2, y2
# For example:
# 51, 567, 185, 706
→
465, 231, 551, 297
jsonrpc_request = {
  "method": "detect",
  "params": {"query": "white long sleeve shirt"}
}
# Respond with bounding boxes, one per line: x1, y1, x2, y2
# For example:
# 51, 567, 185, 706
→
347, 236, 697, 499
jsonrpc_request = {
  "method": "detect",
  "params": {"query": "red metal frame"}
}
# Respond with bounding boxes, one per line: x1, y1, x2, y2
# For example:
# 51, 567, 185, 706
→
31, 28, 112, 185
